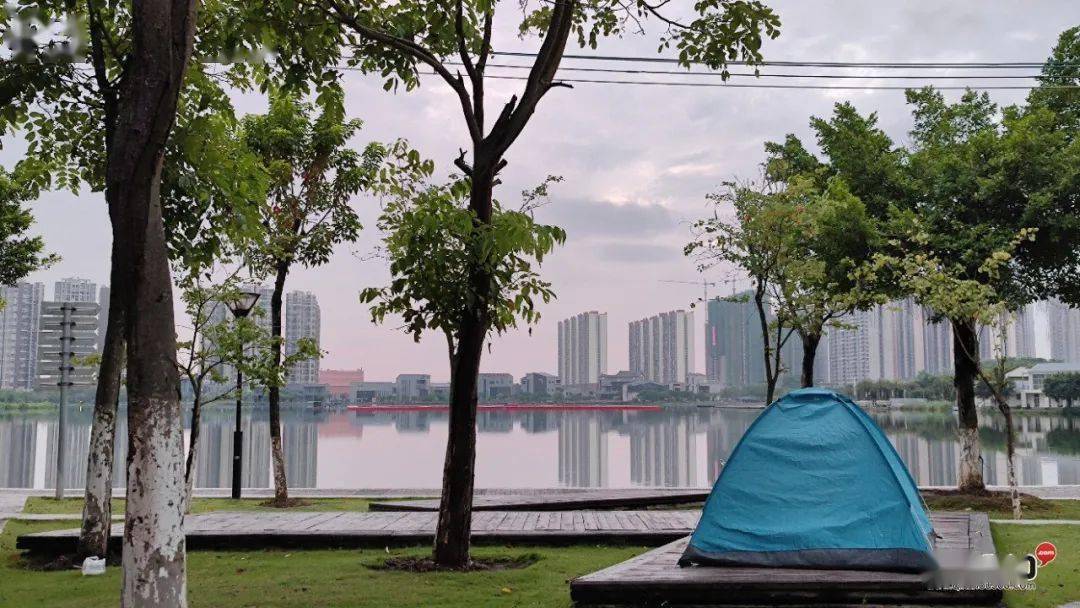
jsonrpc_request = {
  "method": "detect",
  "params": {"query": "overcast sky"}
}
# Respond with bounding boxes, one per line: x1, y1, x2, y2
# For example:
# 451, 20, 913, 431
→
5, 1, 1077, 380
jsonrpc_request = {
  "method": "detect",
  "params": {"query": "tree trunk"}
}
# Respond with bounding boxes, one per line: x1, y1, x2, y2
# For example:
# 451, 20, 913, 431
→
111, 0, 197, 605
752, 285, 776, 404
951, 318, 985, 493
268, 262, 290, 505
1000, 401, 1022, 519
432, 163, 494, 569
183, 390, 203, 514
800, 331, 820, 389
78, 276, 126, 559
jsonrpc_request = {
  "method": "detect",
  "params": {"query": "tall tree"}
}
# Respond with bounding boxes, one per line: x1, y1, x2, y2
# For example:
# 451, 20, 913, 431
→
1, 0, 264, 562
758, 176, 880, 387
243, 93, 426, 505
686, 181, 796, 404
1043, 373, 1080, 408
866, 224, 1033, 516
265, 0, 779, 568
360, 176, 565, 563
0, 164, 56, 291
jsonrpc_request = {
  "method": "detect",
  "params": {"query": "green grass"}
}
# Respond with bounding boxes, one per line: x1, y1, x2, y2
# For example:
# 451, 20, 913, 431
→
0, 402, 55, 411
5, 498, 1078, 607
923, 494, 1080, 520
993, 523, 1080, 608
0, 520, 645, 608
21, 496, 380, 515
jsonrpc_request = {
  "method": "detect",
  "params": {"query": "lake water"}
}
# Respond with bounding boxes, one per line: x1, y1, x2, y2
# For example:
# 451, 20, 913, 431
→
2, 405, 1079, 490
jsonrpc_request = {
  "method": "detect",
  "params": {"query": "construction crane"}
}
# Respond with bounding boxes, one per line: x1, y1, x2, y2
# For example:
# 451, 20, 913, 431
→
659, 279, 716, 303
659, 278, 741, 306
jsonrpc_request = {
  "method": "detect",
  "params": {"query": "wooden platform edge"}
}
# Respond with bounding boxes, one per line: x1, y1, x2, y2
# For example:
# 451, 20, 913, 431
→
16, 528, 686, 556
369, 492, 710, 512
570, 514, 1005, 607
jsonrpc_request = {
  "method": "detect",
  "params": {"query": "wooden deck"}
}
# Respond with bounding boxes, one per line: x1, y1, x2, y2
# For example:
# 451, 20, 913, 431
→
17, 509, 701, 556
370, 489, 710, 512
571, 512, 1003, 607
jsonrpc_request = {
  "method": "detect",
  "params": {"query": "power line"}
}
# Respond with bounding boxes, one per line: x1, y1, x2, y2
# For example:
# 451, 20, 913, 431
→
476, 73, 1076, 91
492, 51, 1068, 69
445, 61, 1046, 80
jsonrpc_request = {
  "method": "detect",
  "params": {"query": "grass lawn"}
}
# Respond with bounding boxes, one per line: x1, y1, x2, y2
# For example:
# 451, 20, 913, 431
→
5, 499, 1078, 607
923, 494, 1080, 520
992, 522, 1080, 608
21, 496, 379, 515
0, 520, 644, 608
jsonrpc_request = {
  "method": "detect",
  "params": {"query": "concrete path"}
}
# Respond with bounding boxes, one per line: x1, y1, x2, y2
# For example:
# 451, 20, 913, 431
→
0, 493, 28, 533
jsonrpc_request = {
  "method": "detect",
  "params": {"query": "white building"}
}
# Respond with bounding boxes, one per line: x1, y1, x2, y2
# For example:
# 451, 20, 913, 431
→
520, 372, 559, 395
395, 374, 431, 399
0, 282, 44, 390
285, 290, 321, 385
53, 277, 97, 303
1006, 362, 1080, 408
478, 372, 515, 399
558, 311, 608, 387
628, 309, 695, 386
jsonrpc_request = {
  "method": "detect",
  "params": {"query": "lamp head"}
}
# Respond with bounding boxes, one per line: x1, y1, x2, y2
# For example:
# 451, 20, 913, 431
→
227, 290, 261, 318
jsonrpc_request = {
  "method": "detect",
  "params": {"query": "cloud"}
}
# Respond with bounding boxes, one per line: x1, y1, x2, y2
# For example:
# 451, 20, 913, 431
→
537, 198, 679, 239
597, 242, 681, 264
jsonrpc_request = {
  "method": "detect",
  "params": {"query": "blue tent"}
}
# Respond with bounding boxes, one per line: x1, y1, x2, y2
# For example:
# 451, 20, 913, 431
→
680, 388, 936, 572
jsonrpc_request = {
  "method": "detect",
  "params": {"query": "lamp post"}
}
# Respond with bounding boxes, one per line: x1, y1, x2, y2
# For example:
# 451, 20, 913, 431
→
227, 290, 260, 500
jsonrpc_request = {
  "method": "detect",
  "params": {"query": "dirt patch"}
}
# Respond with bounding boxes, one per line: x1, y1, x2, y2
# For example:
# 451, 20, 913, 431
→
921, 489, 1055, 514
369, 554, 540, 572
22, 552, 121, 572
258, 498, 312, 509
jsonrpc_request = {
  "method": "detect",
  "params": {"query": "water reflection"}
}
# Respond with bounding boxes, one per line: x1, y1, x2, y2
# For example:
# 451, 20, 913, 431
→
1, 405, 1078, 489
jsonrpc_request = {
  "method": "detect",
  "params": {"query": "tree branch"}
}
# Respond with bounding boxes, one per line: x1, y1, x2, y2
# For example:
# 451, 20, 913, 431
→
321, 0, 481, 144
486, 0, 575, 159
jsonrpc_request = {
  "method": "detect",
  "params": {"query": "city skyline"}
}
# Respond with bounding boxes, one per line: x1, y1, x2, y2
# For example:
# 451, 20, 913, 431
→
9, 3, 1071, 382
4, 274, 1077, 386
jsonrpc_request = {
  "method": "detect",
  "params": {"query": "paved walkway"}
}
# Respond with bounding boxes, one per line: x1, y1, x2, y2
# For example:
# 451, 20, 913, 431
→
0, 493, 27, 533
372, 489, 710, 512
18, 510, 702, 555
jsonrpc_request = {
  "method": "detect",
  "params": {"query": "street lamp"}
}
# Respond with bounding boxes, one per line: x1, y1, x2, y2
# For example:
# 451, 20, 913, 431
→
227, 290, 260, 500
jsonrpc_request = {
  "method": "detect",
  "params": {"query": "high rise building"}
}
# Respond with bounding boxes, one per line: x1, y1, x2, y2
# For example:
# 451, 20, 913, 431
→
558, 416, 608, 487
628, 309, 695, 385
1047, 299, 1080, 362
978, 305, 1038, 360
53, 277, 97, 303
824, 308, 872, 386
0, 282, 44, 390
285, 290, 321, 385
704, 293, 763, 387
557, 311, 607, 387
913, 306, 952, 376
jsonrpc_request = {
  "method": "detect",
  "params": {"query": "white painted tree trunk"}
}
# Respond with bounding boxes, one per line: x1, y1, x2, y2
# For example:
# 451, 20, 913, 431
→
79, 403, 116, 558
122, 397, 188, 608
957, 426, 984, 491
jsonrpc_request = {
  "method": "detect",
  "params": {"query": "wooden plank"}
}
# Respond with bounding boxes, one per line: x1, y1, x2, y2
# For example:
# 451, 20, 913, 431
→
570, 512, 1003, 607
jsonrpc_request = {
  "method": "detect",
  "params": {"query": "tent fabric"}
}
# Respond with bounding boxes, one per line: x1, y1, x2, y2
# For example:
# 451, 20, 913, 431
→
679, 387, 937, 573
